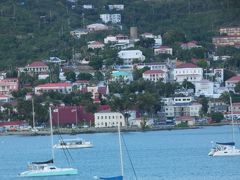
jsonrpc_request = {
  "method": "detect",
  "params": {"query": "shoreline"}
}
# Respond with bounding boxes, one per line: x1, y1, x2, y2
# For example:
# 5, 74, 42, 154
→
0, 125, 204, 136
0, 123, 230, 136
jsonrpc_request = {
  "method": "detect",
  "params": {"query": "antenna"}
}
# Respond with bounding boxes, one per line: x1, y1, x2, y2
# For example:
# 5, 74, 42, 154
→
49, 106, 55, 160
230, 95, 235, 142
32, 97, 35, 129
118, 123, 124, 177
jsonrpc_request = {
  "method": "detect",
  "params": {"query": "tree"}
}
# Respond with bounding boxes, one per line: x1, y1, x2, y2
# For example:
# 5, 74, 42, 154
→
64, 71, 76, 82
210, 112, 224, 123
77, 73, 93, 81
182, 80, 195, 92
136, 37, 155, 48
234, 82, 240, 94
198, 96, 209, 114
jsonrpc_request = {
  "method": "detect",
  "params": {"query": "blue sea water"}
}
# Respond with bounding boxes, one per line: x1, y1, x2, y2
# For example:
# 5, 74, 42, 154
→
1, 125, 240, 180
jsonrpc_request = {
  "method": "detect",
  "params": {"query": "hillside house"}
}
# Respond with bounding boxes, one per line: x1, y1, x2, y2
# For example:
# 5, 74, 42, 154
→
173, 63, 203, 83
35, 83, 72, 95
143, 70, 167, 82
154, 46, 173, 55
225, 76, 240, 91
118, 50, 145, 65
0, 78, 19, 95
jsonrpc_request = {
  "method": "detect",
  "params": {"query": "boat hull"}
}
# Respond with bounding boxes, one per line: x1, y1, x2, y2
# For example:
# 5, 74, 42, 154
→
54, 144, 93, 149
19, 168, 78, 177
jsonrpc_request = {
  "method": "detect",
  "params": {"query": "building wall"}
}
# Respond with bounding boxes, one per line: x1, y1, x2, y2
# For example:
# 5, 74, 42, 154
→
94, 112, 125, 128
173, 68, 203, 83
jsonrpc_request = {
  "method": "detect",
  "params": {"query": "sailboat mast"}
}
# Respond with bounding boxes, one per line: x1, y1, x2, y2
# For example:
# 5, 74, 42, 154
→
230, 96, 235, 142
49, 107, 55, 160
118, 123, 124, 177
32, 97, 35, 129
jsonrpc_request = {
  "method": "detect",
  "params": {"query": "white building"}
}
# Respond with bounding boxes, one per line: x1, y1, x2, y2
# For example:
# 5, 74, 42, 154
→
94, 112, 125, 128
162, 97, 202, 118
87, 41, 105, 49
19, 61, 49, 74
173, 63, 203, 83
136, 62, 168, 72
225, 75, 240, 91
108, 4, 124, 11
70, 29, 88, 38
87, 23, 108, 32
83, 5, 93, 9
143, 70, 167, 82
154, 46, 173, 55
35, 83, 72, 95
195, 79, 214, 97
100, 14, 121, 24
118, 50, 145, 65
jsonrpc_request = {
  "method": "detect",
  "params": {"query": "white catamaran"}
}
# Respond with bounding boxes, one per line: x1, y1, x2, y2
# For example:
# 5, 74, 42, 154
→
208, 96, 240, 156
19, 107, 78, 177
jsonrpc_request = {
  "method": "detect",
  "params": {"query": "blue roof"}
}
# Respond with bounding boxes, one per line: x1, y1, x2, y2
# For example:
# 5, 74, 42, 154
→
112, 71, 131, 77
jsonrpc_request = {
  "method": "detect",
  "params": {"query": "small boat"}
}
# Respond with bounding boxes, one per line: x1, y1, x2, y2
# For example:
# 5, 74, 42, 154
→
208, 96, 240, 157
54, 138, 93, 149
19, 107, 78, 177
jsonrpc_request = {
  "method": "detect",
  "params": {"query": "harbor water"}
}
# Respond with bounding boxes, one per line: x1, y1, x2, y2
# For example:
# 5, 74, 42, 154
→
1, 125, 240, 180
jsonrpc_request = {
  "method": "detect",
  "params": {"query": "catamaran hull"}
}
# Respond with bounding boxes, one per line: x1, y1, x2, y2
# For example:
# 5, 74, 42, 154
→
54, 144, 93, 149
209, 149, 240, 156
19, 168, 78, 177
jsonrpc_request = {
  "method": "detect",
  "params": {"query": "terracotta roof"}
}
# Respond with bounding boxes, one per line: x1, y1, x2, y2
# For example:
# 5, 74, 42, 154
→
27, 61, 48, 67
0, 120, 25, 126
143, 70, 164, 74
75, 80, 89, 84
226, 76, 240, 82
36, 83, 71, 88
176, 116, 194, 121
176, 63, 199, 68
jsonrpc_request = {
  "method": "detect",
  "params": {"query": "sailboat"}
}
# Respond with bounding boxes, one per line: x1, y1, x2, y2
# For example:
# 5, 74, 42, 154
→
19, 107, 78, 177
94, 124, 124, 180
208, 96, 240, 156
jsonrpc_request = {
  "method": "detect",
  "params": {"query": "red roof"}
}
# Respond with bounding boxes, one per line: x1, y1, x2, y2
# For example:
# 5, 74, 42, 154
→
37, 83, 71, 88
27, 61, 48, 67
226, 76, 240, 82
176, 63, 199, 68
0, 120, 25, 127
75, 80, 89, 84
143, 70, 164, 74
176, 116, 194, 121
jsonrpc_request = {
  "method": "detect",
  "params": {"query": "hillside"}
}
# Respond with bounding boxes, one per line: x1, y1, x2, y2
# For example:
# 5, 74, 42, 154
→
0, 0, 239, 70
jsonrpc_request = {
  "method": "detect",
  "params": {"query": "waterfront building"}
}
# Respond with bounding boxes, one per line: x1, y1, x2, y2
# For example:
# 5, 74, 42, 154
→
162, 97, 202, 118
94, 111, 125, 128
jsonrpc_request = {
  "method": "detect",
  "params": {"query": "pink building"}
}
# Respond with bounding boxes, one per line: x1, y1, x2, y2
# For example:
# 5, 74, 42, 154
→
0, 78, 19, 95
180, 41, 202, 50
35, 83, 72, 95
143, 70, 167, 82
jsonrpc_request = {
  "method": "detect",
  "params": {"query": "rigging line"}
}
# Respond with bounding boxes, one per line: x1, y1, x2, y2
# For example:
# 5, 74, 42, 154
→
59, 133, 75, 163
121, 134, 138, 180
58, 134, 72, 166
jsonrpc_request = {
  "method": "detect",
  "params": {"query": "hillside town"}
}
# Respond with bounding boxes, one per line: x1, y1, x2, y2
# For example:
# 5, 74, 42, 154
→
0, 2, 240, 134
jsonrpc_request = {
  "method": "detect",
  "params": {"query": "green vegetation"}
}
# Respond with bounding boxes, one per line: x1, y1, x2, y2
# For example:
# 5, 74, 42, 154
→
0, 0, 240, 69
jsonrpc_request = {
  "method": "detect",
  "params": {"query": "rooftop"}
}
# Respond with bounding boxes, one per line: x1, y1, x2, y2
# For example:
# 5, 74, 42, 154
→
176, 63, 199, 69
